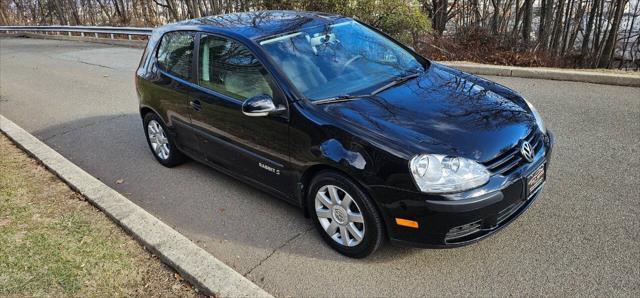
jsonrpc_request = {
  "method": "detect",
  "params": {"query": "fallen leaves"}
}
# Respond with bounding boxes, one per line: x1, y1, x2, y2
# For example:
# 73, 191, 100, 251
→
174, 273, 183, 282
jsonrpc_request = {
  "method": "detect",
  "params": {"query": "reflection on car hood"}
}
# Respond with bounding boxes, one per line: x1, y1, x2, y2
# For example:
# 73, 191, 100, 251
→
320, 63, 536, 162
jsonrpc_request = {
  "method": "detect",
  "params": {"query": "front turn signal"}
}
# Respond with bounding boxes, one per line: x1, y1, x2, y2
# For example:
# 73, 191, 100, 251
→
395, 218, 419, 229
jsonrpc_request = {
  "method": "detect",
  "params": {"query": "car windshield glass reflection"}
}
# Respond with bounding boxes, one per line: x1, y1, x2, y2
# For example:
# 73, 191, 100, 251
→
259, 20, 424, 101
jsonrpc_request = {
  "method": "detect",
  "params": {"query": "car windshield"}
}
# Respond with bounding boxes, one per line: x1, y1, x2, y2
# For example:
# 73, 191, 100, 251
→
259, 20, 425, 101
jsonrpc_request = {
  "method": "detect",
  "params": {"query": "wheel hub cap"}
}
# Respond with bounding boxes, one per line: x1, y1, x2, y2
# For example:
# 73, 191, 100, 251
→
332, 206, 348, 225
314, 185, 365, 247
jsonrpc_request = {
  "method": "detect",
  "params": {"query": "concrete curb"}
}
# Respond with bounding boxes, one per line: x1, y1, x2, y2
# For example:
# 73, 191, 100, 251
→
0, 114, 272, 298
440, 62, 640, 87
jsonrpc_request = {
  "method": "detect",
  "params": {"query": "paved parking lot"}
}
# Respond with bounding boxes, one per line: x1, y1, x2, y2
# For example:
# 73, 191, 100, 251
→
1, 38, 639, 296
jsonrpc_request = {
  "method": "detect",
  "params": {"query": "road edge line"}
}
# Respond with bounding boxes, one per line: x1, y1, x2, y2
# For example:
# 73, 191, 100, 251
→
0, 114, 273, 298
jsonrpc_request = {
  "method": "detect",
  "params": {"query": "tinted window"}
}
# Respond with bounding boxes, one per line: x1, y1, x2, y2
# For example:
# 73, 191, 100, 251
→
199, 34, 273, 100
157, 31, 195, 80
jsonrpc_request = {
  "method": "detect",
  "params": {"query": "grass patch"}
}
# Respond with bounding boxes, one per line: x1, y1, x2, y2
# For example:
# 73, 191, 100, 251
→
0, 133, 198, 297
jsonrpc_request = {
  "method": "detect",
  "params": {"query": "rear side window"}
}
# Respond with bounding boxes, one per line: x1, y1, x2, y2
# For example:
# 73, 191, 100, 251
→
157, 31, 195, 80
198, 34, 273, 100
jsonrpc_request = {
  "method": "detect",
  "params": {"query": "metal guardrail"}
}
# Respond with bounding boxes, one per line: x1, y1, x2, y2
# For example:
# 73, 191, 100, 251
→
0, 25, 153, 39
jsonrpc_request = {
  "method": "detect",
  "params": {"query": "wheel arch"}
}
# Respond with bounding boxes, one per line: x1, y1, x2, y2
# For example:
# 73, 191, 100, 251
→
140, 105, 160, 120
298, 164, 387, 228
140, 105, 172, 127
140, 106, 154, 118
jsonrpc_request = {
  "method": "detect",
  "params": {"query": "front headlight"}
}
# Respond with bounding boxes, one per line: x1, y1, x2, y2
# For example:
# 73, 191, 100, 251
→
524, 99, 546, 134
409, 154, 490, 193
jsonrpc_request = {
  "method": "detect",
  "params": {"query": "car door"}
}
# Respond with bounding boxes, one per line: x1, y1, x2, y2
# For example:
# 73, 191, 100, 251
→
148, 31, 201, 158
188, 33, 292, 197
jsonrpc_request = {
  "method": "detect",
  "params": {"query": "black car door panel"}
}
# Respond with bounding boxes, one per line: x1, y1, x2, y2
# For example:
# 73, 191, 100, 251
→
147, 31, 202, 157
189, 33, 293, 198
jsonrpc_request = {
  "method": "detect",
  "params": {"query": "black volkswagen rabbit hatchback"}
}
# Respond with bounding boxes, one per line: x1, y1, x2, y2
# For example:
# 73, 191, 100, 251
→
135, 11, 554, 258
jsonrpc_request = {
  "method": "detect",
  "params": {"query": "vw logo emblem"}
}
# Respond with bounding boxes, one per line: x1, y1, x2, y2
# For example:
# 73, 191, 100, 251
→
520, 141, 535, 163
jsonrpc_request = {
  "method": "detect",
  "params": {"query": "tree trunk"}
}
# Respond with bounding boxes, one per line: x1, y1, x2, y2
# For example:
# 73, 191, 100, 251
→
565, 1, 585, 55
491, 0, 502, 35
512, 0, 522, 38
538, 0, 555, 49
594, 0, 618, 66
581, 0, 601, 59
560, 0, 576, 54
0, 4, 8, 25
67, 0, 81, 25
597, 0, 628, 68
522, 0, 533, 45
550, 0, 566, 52
52, 0, 68, 25
592, 0, 605, 58
430, 0, 449, 35
471, 0, 482, 26
95, 0, 113, 24
113, 0, 127, 24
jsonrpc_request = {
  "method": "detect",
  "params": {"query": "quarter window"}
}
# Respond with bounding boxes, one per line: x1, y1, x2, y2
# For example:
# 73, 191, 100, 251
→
198, 34, 273, 100
157, 31, 195, 80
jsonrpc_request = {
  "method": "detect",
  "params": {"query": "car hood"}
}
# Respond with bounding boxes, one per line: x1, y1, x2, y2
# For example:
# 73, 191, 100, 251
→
319, 63, 536, 162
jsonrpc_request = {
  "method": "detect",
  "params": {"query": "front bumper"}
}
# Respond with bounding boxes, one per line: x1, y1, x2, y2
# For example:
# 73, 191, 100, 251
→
373, 130, 555, 248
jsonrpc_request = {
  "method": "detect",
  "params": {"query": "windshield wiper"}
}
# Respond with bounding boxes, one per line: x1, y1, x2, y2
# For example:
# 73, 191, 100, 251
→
313, 70, 422, 104
313, 94, 369, 105
371, 72, 421, 95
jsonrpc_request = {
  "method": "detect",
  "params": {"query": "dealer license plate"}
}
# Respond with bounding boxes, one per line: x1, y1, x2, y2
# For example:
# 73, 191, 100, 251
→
526, 163, 545, 197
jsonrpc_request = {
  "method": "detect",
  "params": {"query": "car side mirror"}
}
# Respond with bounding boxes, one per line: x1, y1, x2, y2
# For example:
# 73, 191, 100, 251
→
241, 94, 285, 117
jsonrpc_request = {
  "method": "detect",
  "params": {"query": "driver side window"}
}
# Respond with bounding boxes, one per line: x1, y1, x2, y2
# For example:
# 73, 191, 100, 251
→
198, 34, 273, 101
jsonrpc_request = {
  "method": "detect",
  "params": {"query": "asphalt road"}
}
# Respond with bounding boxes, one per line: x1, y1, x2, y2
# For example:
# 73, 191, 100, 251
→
1, 38, 639, 296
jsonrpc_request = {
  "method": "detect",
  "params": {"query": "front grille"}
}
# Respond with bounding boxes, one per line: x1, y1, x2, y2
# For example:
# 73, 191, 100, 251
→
445, 220, 482, 242
483, 129, 543, 175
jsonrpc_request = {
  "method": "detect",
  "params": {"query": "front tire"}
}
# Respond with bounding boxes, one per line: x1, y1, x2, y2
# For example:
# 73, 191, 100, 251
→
307, 171, 384, 258
143, 113, 185, 167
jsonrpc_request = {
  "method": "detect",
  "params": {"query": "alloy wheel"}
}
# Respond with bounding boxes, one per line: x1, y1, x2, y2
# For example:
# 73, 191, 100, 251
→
147, 120, 170, 160
314, 185, 365, 247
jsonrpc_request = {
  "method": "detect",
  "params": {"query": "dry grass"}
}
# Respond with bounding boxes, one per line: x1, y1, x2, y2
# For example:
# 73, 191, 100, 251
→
0, 133, 200, 297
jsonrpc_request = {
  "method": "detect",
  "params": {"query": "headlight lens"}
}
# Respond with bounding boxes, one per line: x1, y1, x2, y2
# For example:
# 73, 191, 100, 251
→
409, 154, 490, 193
524, 99, 546, 134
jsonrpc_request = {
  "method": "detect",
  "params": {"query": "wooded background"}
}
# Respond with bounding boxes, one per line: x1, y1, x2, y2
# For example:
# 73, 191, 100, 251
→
1, 0, 639, 70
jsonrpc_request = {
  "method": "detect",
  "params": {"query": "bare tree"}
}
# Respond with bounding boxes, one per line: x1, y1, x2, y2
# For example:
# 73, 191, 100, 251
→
426, 0, 459, 35
598, 0, 628, 67
521, 0, 532, 45
1, 0, 638, 70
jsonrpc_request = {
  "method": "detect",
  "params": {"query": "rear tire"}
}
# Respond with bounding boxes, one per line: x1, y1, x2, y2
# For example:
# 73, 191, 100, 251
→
307, 171, 384, 258
143, 113, 185, 167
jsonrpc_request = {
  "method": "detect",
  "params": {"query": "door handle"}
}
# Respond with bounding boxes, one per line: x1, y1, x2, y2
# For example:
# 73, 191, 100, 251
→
189, 99, 202, 112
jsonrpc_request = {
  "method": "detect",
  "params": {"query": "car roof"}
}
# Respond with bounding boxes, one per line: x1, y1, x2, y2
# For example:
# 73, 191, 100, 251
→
158, 10, 349, 41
